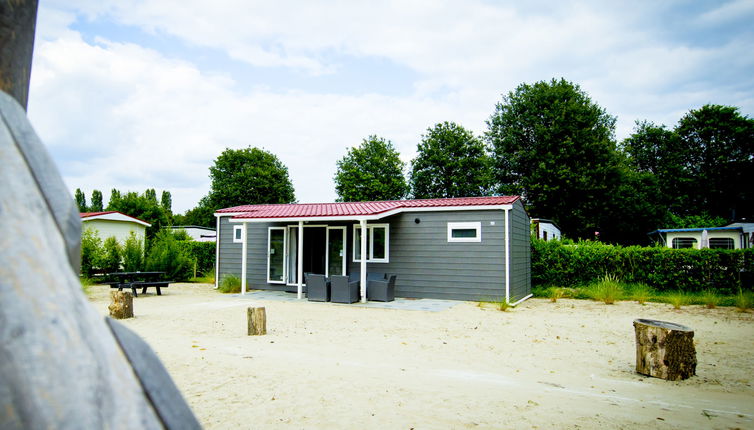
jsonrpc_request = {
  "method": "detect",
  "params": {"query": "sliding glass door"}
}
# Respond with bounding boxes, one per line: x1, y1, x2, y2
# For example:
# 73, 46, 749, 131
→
327, 227, 346, 276
267, 227, 286, 283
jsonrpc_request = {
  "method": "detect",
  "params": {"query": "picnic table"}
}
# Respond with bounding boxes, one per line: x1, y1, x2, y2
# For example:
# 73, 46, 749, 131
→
107, 272, 170, 297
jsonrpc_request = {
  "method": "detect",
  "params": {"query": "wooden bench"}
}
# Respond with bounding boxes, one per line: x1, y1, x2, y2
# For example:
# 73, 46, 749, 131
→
110, 282, 140, 297
132, 281, 172, 296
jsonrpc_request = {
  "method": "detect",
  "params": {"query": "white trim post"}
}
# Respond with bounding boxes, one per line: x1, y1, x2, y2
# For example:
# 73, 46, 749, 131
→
214, 215, 220, 289
241, 222, 248, 295
360, 219, 367, 303
297, 220, 304, 300
504, 209, 510, 304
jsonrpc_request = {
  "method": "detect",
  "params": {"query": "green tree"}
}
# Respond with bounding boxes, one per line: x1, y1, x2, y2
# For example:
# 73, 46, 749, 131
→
410, 122, 492, 198
675, 105, 754, 220
145, 230, 195, 281
90, 190, 103, 212
75, 188, 87, 212
107, 190, 170, 239
108, 189, 121, 209
80, 227, 103, 277
175, 196, 216, 228
486, 78, 621, 239
208, 147, 295, 209
334, 135, 408, 202
160, 190, 172, 214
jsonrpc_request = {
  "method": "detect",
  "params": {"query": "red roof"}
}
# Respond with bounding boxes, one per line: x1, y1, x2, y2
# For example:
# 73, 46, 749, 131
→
218, 196, 519, 220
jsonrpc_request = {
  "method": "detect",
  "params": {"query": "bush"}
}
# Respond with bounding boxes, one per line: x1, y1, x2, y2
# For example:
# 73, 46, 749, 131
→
532, 239, 754, 295
178, 241, 216, 276
81, 228, 103, 277
219, 274, 241, 293
122, 232, 144, 272
102, 236, 122, 273
145, 230, 195, 281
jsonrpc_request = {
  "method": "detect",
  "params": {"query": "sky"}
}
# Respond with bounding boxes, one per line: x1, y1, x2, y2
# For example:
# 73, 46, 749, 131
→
28, 0, 754, 214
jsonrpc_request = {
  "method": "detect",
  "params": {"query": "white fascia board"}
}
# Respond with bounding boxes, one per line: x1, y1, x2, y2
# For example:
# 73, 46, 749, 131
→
215, 212, 245, 218
83, 212, 151, 227
226, 204, 514, 223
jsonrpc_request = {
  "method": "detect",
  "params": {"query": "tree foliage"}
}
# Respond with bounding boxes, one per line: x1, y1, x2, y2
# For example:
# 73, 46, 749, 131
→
334, 135, 408, 202
106, 190, 171, 239
174, 196, 216, 228
75, 188, 87, 212
486, 78, 621, 239
90, 190, 103, 212
208, 147, 295, 209
160, 190, 172, 214
410, 122, 492, 199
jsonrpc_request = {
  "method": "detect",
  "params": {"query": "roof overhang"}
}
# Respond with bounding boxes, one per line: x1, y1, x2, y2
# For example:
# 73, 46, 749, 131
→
226, 204, 514, 223
80, 211, 151, 227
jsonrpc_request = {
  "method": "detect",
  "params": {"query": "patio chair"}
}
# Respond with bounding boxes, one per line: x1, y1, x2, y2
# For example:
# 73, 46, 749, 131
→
330, 275, 360, 304
305, 274, 330, 302
367, 274, 396, 302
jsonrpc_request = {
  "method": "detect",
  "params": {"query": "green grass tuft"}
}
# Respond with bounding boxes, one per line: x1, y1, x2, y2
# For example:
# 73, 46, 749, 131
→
628, 283, 654, 305
218, 274, 242, 293
735, 291, 753, 312
586, 274, 624, 304
665, 291, 689, 310
700, 289, 721, 309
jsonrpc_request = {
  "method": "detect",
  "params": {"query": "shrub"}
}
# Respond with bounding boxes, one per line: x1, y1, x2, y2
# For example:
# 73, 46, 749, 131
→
145, 230, 195, 281
531, 239, 754, 295
81, 228, 103, 277
178, 241, 216, 276
548, 287, 565, 302
102, 236, 122, 273
122, 232, 144, 272
219, 274, 242, 293
587, 274, 623, 304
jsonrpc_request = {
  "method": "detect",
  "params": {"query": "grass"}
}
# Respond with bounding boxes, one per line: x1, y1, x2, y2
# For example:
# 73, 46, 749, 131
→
218, 274, 242, 293
664, 291, 689, 310
700, 289, 721, 309
477, 297, 515, 312
547, 287, 565, 302
735, 291, 754, 312
80, 277, 96, 295
191, 274, 216, 284
585, 274, 624, 304
628, 283, 654, 305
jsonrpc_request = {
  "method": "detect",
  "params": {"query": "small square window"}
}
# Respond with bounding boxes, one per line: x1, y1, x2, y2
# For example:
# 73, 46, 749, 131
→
448, 222, 481, 243
233, 225, 243, 243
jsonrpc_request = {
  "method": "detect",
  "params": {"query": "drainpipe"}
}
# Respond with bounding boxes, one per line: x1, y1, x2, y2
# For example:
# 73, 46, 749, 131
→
504, 209, 510, 304
360, 219, 367, 303
241, 222, 247, 295
297, 220, 304, 299
214, 215, 220, 289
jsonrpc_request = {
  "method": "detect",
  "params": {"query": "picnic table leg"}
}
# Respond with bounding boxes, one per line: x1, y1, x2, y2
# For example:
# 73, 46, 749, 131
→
142, 286, 148, 295
156, 286, 162, 295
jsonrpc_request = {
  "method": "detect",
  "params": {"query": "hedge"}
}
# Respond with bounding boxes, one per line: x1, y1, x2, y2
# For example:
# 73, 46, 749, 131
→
178, 241, 216, 276
532, 239, 754, 294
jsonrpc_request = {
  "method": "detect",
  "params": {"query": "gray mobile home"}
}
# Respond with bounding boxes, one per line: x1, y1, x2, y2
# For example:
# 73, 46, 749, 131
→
214, 196, 531, 304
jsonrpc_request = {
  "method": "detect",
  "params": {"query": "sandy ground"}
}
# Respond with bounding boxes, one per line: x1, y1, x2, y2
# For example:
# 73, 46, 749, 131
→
89, 284, 754, 430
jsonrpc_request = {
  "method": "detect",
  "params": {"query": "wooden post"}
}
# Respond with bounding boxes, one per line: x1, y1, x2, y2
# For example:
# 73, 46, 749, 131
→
109, 291, 134, 319
247, 307, 266, 336
633, 318, 696, 381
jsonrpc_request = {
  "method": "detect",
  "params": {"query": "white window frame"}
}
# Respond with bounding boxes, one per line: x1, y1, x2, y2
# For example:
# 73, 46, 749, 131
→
233, 225, 243, 243
447, 222, 482, 243
352, 223, 390, 263
267, 227, 287, 284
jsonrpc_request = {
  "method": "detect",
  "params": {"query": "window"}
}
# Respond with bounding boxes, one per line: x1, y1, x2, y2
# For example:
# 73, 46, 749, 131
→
709, 238, 734, 249
353, 224, 389, 263
233, 225, 243, 243
447, 222, 481, 243
671, 237, 696, 249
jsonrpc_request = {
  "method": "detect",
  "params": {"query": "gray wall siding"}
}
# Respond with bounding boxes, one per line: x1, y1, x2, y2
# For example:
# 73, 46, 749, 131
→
217, 206, 532, 302
508, 200, 531, 301
348, 210, 507, 301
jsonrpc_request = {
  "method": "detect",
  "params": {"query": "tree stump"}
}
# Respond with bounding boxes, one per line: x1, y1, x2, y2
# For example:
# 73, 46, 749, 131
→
633, 318, 696, 380
247, 307, 266, 336
109, 291, 134, 319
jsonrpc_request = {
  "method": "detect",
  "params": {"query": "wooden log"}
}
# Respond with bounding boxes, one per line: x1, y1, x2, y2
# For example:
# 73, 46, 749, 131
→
633, 318, 696, 381
247, 307, 266, 336
109, 291, 134, 319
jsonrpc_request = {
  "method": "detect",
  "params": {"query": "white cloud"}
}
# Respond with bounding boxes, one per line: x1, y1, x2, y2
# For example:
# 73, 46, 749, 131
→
28, 1, 754, 212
